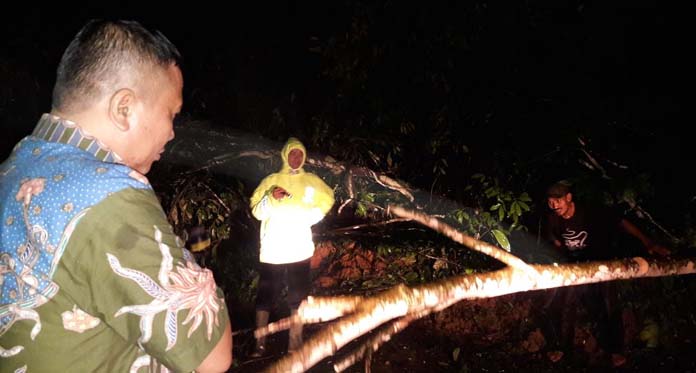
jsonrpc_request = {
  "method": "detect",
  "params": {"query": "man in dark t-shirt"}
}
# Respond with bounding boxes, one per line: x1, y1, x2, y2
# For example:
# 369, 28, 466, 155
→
541, 180, 669, 367
545, 182, 669, 261
547, 203, 621, 261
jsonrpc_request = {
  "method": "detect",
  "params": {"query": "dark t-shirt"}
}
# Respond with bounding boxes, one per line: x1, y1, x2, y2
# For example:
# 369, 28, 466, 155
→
546, 203, 623, 261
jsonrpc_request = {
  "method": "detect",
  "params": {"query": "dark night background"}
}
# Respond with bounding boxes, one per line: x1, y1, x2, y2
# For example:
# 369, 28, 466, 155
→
1, 1, 694, 371
1, 1, 690, 209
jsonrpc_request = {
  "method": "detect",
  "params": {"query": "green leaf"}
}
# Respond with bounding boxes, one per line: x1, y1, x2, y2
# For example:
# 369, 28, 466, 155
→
356, 203, 368, 218
452, 347, 461, 361
404, 272, 419, 282
490, 203, 501, 211
519, 192, 532, 202
363, 193, 375, 203
498, 206, 505, 221
518, 201, 530, 211
510, 202, 520, 217
492, 229, 511, 252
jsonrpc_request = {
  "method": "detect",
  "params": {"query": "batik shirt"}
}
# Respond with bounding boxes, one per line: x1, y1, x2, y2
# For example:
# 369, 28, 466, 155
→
0, 114, 229, 372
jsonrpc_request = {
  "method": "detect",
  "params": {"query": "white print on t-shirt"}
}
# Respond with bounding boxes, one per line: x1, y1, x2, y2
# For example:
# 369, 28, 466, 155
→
562, 229, 588, 250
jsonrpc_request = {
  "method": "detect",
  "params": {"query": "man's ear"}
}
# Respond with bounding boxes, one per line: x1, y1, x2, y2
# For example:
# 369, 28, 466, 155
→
565, 193, 573, 202
108, 88, 136, 132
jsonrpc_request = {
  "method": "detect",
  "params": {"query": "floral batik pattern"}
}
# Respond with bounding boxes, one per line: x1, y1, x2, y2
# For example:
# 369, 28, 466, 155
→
0, 117, 149, 363
107, 226, 222, 351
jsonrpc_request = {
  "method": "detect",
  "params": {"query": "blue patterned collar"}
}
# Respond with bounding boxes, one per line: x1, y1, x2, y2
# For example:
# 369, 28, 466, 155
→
31, 113, 122, 163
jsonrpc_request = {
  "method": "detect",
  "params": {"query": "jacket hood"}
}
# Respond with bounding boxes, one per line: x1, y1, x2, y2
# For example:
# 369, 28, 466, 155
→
280, 137, 306, 172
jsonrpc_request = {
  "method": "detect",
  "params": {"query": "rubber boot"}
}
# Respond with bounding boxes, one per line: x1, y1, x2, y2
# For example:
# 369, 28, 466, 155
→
250, 310, 269, 357
287, 308, 303, 353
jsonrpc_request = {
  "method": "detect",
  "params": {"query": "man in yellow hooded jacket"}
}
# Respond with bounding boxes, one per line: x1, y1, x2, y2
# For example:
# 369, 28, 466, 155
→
249, 137, 334, 356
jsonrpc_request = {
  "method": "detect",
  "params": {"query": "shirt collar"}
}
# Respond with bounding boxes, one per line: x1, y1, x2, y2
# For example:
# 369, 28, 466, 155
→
31, 113, 122, 163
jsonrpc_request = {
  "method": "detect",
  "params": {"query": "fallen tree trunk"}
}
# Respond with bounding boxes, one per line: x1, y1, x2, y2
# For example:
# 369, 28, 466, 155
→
259, 205, 696, 372
263, 256, 695, 372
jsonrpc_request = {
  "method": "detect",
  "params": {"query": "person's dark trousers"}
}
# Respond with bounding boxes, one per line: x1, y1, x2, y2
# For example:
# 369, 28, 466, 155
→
543, 283, 623, 353
584, 282, 624, 354
542, 286, 581, 350
255, 258, 311, 311
254, 259, 311, 354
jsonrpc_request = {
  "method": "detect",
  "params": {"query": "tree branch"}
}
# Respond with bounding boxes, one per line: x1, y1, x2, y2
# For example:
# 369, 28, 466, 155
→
388, 205, 539, 277
333, 311, 426, 372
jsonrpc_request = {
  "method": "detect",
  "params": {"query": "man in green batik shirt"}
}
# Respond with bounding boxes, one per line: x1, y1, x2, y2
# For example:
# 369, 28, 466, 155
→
0, 20, 232, 372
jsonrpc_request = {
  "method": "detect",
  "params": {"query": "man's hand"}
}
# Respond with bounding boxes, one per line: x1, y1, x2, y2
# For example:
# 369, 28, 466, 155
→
620, 219, 671, 257
271, 186, 290, 200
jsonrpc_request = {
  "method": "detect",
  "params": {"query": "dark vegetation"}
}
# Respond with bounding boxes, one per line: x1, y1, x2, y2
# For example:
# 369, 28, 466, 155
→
2, 2, 694, 371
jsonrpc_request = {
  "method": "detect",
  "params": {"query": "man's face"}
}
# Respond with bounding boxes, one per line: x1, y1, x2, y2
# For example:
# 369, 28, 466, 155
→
127, 63, 183, 174
547, 193, 572, 217
288, 148, 304, 170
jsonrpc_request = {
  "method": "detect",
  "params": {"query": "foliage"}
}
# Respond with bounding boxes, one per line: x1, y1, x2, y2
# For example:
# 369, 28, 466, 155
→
353, 191, 375, 219
154, 170, 260, 304
296, 1, 478, 194
448, 174, 532, 251
161, 172, 246, 245
313, 234, 502, 298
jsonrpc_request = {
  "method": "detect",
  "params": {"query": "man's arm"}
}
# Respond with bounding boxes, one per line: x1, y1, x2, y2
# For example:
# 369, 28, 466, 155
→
196, 322, 233, 373
619, 219, 670, 256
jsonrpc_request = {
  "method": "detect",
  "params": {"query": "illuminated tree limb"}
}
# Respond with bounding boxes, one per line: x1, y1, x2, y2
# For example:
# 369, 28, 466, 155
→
388, 205, 539, 277
333, 311, 426, 372
263, 257, 696, 372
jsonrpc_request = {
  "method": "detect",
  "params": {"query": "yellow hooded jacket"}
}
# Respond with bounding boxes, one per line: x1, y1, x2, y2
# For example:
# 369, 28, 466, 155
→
250, 138, 335, 264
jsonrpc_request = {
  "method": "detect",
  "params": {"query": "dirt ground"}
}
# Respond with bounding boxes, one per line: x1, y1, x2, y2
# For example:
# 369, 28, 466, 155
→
229, 317, 696, 373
